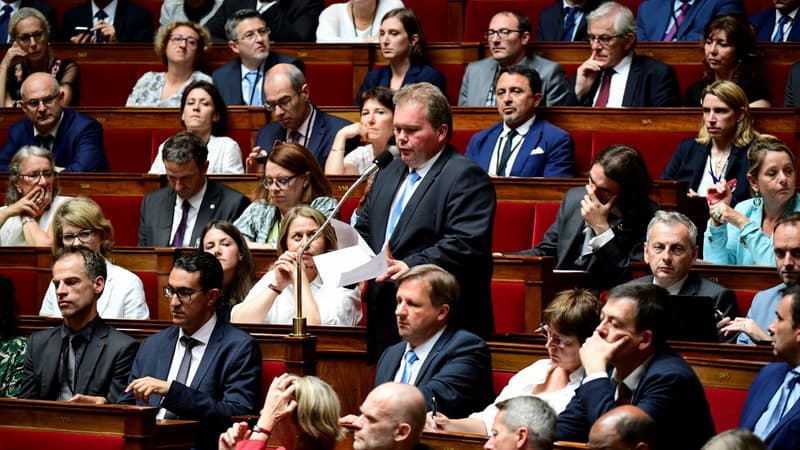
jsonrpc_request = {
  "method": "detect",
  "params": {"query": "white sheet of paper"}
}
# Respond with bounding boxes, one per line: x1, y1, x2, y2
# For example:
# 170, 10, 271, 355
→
314, 220, 388, 287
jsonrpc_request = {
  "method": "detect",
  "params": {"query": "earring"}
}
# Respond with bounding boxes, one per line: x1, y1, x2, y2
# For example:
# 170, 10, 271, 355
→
753, 190, 762, 207
303, 184, 309, 189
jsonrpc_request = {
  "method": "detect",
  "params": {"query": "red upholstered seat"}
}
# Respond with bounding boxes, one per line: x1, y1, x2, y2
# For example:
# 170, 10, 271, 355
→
532, 202, 559, 247
463, 0, 550, 42
491, 281, 526, 334
735, 290, 758, 317
261, 361, 288, 399
151, 129, 182, 161
591, 131, 693, 179
704, 386, 749, 432
431, 63, 466, 105
451, 129, 478, 154
671, 64, 706, 100
340, 198, 360, 225
744, 0, 774, 15
103, 130, 154, 173
1, 269, 38, 315
0, 429, 125, 450
492, 370, 515, 396
571, 130, 593, 175
80, 64, 140, 106
305, 64, 354, 106
404, 0, 449, 42
134, 271, 159, 317
493, 201, 536, 252
92, 196, 143, 247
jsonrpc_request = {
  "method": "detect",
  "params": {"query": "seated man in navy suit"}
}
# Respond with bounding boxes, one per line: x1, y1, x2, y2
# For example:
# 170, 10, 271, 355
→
750, 0, 800, 42
556, 284, 715, 450
212, 9, 304, 106
574, 2, 681, 107
637, 0, 743, 42
62, 0, 154, 43
0, 72, 109, 172
249, 63, 351, 169
119, 252, 261, 450
740, 285, 800, 450
374, 264, 493, 419
536, 0, 602, 42
19, 246, 139, 403
466, 65, 575, 178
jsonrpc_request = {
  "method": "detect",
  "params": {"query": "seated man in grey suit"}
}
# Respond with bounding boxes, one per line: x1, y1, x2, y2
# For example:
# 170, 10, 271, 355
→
138, 131, 250, 247
19, 246, 139, 403
574, 1, 681, 107
625, 211, 739, 331
374, 264, 493, 419
465, 65, 575, 178
459, 10, 574, 107
212, 9, 304, 106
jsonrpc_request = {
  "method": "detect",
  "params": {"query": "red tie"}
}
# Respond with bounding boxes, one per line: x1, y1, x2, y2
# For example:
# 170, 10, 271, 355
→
616, 382, 632, 406
595, 69, 615, 108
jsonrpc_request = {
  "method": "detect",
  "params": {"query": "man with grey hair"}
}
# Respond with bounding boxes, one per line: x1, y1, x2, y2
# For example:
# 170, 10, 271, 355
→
625, 210, 738, 326
484, 396, 557, 450
588, 405, 656, 450
355, 83, 496, 360
346, 382, 427, 450
0, 72, 108, 172
249, 63, 352, 168
212, 9, 304, 106
138, 131, 249, 247
573, 1, 680, 107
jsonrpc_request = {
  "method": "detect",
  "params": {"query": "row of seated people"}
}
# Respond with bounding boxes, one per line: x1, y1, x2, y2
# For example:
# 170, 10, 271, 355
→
5, 1, 800, 110
1, 243, 796, 450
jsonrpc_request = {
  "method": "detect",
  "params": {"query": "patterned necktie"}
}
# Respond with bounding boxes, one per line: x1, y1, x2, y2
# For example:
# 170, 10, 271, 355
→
773, 14, 791, 42
496, 129, 518, 176
400, 350, 418, 384
385, 171, 420, 241
164, 337, 199, 419
171, 200, 191, 247
562, 7, 578, 41
594, 69, 615, 107
663, 0, 690, 41
94, 10, 108, 43
0, 5, 13, 43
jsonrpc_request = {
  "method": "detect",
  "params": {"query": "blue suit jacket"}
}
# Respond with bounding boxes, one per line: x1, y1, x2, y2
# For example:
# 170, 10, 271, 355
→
355, 146, 496, 359
61, 0, 154, 42
117, 319, 261, 450
465, 118, 575, 177
637, 0, 744, 41
750, 8, 800, 42
574, 54, 681, 107
374, 327, 494, 419
741, 362, 800, 450
0, 108, 109, 172
211, 53, 305, 106
557, 350, 715, 450
355, 64, 446, 105
254, 106, 351, 168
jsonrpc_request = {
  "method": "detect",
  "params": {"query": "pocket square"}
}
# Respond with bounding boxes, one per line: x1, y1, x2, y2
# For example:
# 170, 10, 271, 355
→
530, 147, 545, 155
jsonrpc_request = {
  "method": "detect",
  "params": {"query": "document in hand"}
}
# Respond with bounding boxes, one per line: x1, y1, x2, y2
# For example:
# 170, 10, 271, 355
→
313, 219, 388, 287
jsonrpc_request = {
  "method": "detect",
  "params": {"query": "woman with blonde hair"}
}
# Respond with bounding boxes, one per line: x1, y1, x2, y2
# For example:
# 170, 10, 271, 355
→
126, 20, 212, 107
219, 373, 345, 450
39, 197, 149, 319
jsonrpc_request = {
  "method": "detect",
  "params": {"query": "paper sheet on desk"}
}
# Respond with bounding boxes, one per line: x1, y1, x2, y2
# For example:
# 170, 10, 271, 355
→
313, 219, 388, 288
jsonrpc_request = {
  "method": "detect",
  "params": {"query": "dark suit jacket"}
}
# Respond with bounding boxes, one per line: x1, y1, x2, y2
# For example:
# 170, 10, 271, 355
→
0, 108, 109, 172
254, 106, 351, 168
741, 362, 800, 450
637, 0, 744, 41
626, 272, 739, 323
117, 319, 262, 450
19, 318, 139, 402
785, 60, 800, 107
536, 0, 601, 41
206, 0, 323, 42
574, 54, 681, 107
465, 118, 575, 177
211, 53, 305, 106
355, 146, 496, 359
374, 327, 494, 419
518, 186, 658, 292
750, 8, 800, 42
356, 64, 446, 105
61, 0, 154, 42
137, 179, 250, 247
661, 138, 751, 204
556, 350, 715, 450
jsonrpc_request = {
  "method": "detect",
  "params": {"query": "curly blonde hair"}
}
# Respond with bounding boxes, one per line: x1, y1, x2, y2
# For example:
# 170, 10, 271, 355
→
154, 21, 211, 65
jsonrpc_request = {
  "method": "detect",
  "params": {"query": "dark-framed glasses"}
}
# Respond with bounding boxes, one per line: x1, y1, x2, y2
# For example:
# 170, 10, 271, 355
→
169, 34, 199, 47
540, 323, 577, 349
261, 174, 299, 189
483, 28, 522, 39
62, 229, 94, 244
264, 93, 296, 112
238, 27, 270, 41
163, 285, 203, 303
22, 94, 59, 110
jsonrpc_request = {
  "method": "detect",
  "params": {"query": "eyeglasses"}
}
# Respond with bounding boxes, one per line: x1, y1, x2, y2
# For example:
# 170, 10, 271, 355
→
261, 174, 299, 189
264, 93, 296, 112
587, 33, 623, 46
169, 34, 199, 47
62, 229, 94, 244
22, 94, 59, 110
540, 324, 577, 349
483, 28, 522, 39
16, 30, 45, 44
163, 285, 203, 303
19, 170, 55, 182
238, 27, 270, 42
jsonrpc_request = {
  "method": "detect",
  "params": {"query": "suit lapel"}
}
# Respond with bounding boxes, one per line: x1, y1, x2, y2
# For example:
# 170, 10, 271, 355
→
510, 119, 544, 176
307, 107, 325, 161
191, 320, 224, 388
159, 190, 179, 247
191, 180, 218, 247
622, 56, 641, 106
40, 328, 63, 397
75, 322, 108, 394
480, 125, 503, 170
414, 328, 452, 383
677, 2, 703, 40
375, 162, 408, 247
678, 273, 701, 296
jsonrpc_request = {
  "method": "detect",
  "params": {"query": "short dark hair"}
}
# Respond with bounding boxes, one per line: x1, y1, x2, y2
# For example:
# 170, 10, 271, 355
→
52, 245, 107, 282
359, 86, 395, 112
775, 211, 800, 234
396, 264, 459, 309
174, 252, 223, 291
606, 283, 669, 347
542, 288, 602, 343
593, 145, 652, 209
162, 130, 209, 168
781, 285, 800, 329
495, 10, 532, 33
180, 80, 228, 136
498, 65, 542, 94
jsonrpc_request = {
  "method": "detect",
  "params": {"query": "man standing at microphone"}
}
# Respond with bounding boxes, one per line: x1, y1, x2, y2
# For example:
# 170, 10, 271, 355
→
355, 82, 497, 360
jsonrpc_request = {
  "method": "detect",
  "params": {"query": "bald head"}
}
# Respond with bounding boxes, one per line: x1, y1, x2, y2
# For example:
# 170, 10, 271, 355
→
22, 72, 60, 97
263, 63, 310, 131
353, 383, 426, 450
588, 406, 656, 450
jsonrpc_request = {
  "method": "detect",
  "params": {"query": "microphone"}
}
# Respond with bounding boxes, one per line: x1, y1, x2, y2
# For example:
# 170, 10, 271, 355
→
361, 150, 395, 179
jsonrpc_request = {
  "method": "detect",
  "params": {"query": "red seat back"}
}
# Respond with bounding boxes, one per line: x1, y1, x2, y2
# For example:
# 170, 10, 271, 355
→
306, 64, 354, 106
671, 64, 706, 100
92, 196, 143, 247
735, 290, 758, 317
493, 201, 536, 252
591, 131, 693, 179
491, 281, 526, 334
571, 130, 593, 175
262, 360, 288, 399
431, 63, 465, 105
532, 202, 559, 247
80, 64, 140, 106
1, 269, 38, 315
451, 129, 478, 154
492, 370, 515, 397
103, 130, 154, 173
133, 270, 159, 318
704, 386, 749, 433
404, 0, 449, 42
